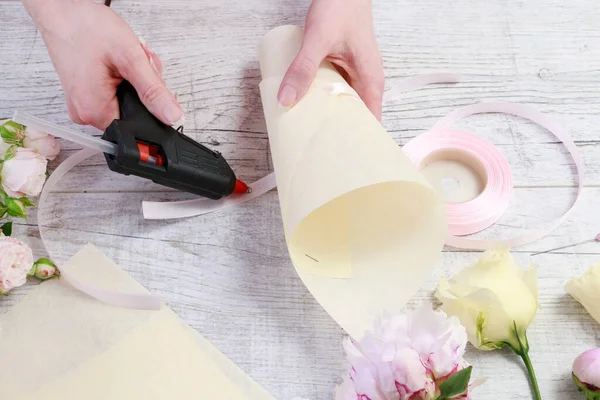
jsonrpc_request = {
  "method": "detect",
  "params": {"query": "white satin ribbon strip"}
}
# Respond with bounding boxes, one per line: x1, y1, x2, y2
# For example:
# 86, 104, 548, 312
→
38, 148, 162, 310
383, 72, 462, 103
142, 73, 460, 220
143, 173, 277, 220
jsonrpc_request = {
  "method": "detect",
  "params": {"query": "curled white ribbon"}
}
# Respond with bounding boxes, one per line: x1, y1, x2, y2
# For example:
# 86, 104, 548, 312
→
39, 148, 162, 310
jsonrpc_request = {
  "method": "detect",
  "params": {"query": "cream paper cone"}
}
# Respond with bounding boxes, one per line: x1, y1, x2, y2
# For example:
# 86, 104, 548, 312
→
258, 25, 447, 339
0, 244, 274, 400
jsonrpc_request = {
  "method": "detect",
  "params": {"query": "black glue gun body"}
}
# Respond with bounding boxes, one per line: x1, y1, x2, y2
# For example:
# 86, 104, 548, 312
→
101, 81, 238, 200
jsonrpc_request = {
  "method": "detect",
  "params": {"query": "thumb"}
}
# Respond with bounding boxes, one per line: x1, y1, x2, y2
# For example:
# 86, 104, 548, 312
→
116, 47, 184, 126
278, 36, 328, 107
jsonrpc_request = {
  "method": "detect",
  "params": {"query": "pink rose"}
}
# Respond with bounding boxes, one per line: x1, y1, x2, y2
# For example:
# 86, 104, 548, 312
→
0, 236, 33, 294
1, 148, 48, 197
23, 127, 60, 161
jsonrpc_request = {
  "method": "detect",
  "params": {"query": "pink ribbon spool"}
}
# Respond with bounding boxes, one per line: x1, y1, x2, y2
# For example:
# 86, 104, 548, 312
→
403, 129, 513, 236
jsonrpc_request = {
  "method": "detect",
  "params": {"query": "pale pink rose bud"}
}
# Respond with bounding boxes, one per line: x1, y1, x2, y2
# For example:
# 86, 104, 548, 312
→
1, 148, 48, 198
0, 121, 25, 145
5, 197, 27, 218
573, 348, 600, 398
23, 127, 60, 161
0, 235, 34, 294
28, 257, 60, 281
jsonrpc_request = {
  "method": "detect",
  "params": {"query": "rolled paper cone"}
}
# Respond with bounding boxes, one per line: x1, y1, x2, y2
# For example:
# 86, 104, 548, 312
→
258, 25, 447, 339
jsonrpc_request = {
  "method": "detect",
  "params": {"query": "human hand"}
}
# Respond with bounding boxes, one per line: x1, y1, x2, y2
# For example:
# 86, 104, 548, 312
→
22, 0, 183, 130
278, 0, 384, 120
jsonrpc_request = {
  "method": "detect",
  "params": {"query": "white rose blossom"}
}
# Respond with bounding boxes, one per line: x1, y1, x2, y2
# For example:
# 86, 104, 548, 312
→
435, 246, 540, 400
23, 127, 60, 161
1, 147, 48, 198
565, 263, 600, 326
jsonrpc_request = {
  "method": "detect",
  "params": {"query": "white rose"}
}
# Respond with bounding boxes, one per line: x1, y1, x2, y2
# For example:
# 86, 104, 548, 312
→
0, 235, 34, 294
435, 246, 538, 351
1, 148, 48, 197
565, 263, 600, 326
23, 127, 60, 161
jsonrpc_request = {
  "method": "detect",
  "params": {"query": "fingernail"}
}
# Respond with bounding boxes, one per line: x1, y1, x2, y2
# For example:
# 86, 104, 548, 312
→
278, 85, 297, 107
149, 57, 158, 74
164, 103, 183, 125
172, 114, 186, 127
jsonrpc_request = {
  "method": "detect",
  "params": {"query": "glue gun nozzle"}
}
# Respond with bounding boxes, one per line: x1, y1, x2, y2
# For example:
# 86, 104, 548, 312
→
233, 179, 250, 195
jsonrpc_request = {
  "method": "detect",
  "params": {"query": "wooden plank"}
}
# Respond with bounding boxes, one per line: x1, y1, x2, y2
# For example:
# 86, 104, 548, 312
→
24, 187, 599, 255
1, 0, 600, 399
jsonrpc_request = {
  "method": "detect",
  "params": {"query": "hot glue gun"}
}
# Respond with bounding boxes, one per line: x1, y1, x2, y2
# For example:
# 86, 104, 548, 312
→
13, 80, 249, 200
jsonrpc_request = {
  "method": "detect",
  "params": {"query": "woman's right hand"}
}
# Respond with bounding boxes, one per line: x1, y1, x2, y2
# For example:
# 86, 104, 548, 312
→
23, 0, 183, 130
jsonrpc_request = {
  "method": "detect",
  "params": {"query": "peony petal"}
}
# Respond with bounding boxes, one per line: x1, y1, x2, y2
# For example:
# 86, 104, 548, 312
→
392, 347, 429, 394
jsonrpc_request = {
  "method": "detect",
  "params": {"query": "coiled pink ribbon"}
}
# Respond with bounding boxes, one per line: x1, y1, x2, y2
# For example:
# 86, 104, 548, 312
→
403, 128, 513, 237
38, 73, 584, 309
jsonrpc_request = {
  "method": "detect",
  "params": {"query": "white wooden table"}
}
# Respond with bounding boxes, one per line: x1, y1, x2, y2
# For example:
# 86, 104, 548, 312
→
1, 0, 599, 399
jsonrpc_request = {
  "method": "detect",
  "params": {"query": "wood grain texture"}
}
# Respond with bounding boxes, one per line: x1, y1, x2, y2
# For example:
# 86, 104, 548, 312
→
1, 0, 600, 399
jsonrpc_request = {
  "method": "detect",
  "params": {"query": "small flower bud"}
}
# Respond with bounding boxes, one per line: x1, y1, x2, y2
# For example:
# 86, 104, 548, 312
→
28, 258, 60, 281
5, 197, 27, 218
0, 121, 25, 145
573, 348, 600, 399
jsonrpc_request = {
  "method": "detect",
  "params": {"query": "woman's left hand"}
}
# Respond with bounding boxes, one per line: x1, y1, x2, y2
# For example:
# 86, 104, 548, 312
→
278, 0, 385, 121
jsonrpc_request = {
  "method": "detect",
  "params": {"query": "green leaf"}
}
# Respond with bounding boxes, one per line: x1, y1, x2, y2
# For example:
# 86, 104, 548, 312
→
0, 125, 12, 140
3, 145, 16, 161
5, 198, 26, 218
3, 121, 24, 133
1, 221, 12, 236
438, 366, 472, 399
19, 197, 35, 207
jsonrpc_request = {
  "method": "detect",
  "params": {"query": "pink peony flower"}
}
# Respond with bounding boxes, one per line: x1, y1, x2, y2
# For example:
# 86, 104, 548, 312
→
573, 348, 600, 397
23, 127, 60, 161
0, 235, 34, 294
336, 307, 472, 400
1, 147, 48, 197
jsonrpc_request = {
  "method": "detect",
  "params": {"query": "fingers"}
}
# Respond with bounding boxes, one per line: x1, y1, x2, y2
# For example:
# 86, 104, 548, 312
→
278, 30, 329, 107
139, 37, 164, 76
278, 28, 384, 121
66, 77, 121, 130
350, 56, 385, 121
115, 43, 183, 126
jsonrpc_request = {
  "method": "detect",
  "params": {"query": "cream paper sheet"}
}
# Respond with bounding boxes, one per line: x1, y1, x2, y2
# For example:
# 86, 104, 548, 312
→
258, 26, 447, 339
0, 244, 274, 400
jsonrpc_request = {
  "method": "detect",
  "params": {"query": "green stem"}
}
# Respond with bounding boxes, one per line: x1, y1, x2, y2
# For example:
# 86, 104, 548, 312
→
511, 322, 541, 400
520, 350, 542, 400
